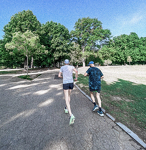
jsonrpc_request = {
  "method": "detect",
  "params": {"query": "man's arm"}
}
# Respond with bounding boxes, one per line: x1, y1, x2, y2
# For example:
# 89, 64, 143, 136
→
84, 72, 88, 76
101, 76, 104, 79
73, 68, 78, 81
58, 72, 63, 78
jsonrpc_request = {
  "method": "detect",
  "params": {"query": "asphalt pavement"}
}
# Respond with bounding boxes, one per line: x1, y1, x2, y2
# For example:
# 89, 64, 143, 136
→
0, 70, 144, 150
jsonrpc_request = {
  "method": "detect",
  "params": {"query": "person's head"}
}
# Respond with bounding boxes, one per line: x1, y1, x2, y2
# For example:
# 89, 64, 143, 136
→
88, 61, 94, 67
64, 59, 69, 65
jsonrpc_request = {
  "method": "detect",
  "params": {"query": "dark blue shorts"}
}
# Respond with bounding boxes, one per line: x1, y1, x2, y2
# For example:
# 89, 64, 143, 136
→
63, 83, 74, 90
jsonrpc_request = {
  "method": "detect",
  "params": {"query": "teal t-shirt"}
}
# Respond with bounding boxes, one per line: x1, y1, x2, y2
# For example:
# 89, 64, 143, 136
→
86, 67, 103, 91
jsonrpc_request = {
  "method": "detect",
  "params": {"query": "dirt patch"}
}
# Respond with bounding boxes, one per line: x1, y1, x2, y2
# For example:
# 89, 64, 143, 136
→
111, 96, 134, 102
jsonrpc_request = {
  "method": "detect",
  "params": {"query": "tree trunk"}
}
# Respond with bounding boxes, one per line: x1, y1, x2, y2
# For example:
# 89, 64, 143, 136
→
82, 48, 85, 67
31, 57, 33, 68
24, 58, 27, 69
76, 64, 78, 71
26, 55, 28, 75
59, 62, 60, 68
53, 60, 56, 67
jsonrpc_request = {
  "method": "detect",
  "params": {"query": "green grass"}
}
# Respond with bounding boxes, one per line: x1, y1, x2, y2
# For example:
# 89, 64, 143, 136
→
18, 75, 33, 80
18, 74, 41, 80
0, 71, 19, 74
76, 74, 146, 135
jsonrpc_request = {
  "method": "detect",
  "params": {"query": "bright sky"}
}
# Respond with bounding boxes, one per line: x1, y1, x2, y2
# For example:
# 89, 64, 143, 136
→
0, 0, 146, 39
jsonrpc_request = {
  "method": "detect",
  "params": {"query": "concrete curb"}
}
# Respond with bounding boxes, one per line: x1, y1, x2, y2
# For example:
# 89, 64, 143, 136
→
116, 122, 146, 149
74, 83, 146, 149
106, 113, 115, 121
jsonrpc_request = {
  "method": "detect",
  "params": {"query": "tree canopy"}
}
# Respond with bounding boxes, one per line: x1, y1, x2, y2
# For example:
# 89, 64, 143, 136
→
70, 17, 111, 67
39, 21, 71, 67
5, 30, 45, 74
3, 10, 41, 42
98, 32, 146, 65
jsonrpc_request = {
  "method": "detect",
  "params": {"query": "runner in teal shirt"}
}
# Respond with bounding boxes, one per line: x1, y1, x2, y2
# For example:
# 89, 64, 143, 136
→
84, 61, 104, 116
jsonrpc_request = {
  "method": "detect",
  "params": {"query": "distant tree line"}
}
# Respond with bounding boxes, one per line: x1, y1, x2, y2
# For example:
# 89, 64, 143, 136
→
0, 10, 145, 69
98, 32, 146, 65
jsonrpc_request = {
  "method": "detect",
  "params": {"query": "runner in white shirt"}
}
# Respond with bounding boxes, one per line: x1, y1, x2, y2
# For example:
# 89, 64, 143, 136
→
58, 59, 78, 125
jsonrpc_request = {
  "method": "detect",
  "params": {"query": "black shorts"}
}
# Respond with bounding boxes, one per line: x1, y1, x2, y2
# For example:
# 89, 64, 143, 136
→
63, 83, 74, 90
89, 88, 101, 93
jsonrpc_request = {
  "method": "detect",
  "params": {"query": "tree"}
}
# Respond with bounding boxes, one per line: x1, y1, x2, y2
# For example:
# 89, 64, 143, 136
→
5, 30, 45, 75
113, 34, 129, 65
3, 10, 41, 42
40, 21, 71, 67
0, 39, 24, 68
2, 10, 41, 68
69, 42, 83, 69
70, 17, 111, 67
98, 45, 116, 62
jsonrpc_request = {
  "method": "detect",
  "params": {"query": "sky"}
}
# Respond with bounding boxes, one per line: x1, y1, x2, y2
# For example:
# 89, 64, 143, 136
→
0, 0, 146, 39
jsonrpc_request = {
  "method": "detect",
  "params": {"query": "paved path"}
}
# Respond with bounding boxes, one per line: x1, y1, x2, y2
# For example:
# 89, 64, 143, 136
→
0, 70, 144, 150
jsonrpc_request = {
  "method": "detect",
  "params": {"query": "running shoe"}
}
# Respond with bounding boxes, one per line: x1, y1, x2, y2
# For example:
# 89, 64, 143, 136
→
93, 105, 99, 111
69, 114, 75, 125
97, 110, 104, 117
64, 107, 68, 114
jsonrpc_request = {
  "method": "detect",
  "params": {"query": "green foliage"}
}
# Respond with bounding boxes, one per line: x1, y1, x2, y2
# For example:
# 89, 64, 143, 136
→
0, 70, 18, 74
18, 74, 41, 80
18, 75, 32, 80
98, 45, 116, 62
5, 30, 45, 74
99, 32, 146, 65
39, 21, 71, 67
69, 42, 83, 67
3, 10, 41, 42
86, 53, 103, 66
71, 17, 111, 67
1, 10, 41, 68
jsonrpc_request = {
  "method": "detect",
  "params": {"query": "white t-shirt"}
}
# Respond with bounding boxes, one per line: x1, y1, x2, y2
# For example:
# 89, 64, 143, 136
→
60, 65, 75, 84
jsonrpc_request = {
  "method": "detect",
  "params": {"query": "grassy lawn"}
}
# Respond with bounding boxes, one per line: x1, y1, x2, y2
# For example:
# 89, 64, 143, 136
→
75, 74, 146, 141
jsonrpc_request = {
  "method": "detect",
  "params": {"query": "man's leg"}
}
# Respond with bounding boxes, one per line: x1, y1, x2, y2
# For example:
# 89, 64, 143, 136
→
90, 91, 98, 111
90, 91, 95, 103
96, 92, 101, 108
96, 92, 104, 116
64, 89, 72, 116
64, 89, 71, 113
68, 89, 72, 104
